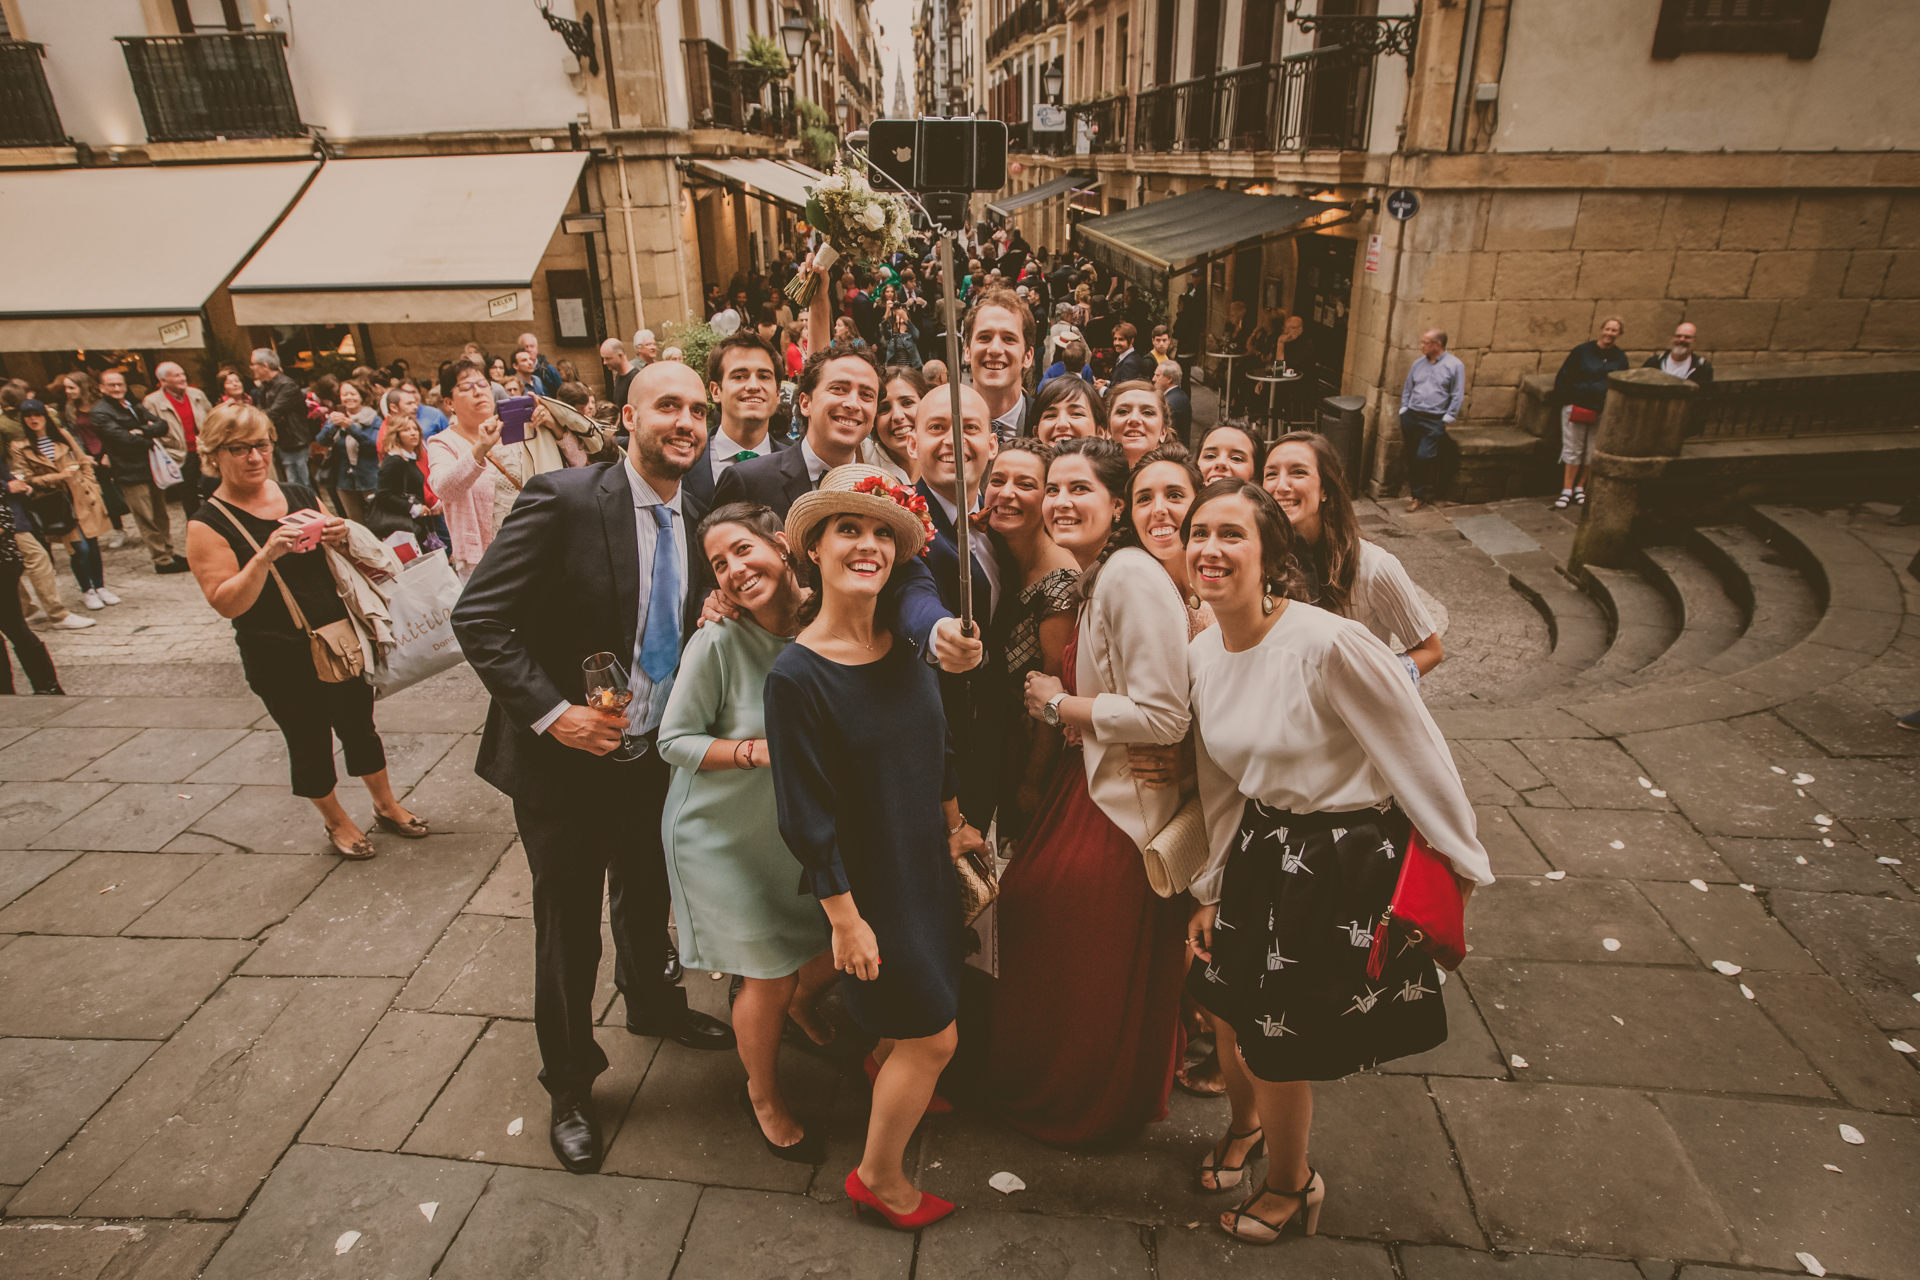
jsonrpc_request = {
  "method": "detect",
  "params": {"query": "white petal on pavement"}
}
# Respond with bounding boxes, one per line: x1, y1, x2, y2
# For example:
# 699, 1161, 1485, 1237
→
1814, 814, 1833, 826
507, 1117, 524, 1137
1712, 960, 1743, 975
335, 1231, 361, 1256
1822, 839, 1835, 848
1637, 777, 1652, 789
989, 1171, 1026, 1194
1823, 1164, 1842, 1173
1545, 870, 1566, 880
1650, 789, 1667, 798
1839, 1124, 1865, 1145
1771, 766, 1787, 775
1740, 984, 1755, 1000
1602, 938, 1622, 951
1741, 883, 1757, 892
1690, 879, 1710, 892
1608, 840, 1625, 850
1510, 1054, 1529, 1068
1891, 1040, 1915, 1054
419, 1202, 438, 1223
1796, 1252, 1825, 1276
1792, 773, 1815, 785
1611, 1015, 1625, 1025
1796, 856, 1809, 865
1877, 857, 1903, 865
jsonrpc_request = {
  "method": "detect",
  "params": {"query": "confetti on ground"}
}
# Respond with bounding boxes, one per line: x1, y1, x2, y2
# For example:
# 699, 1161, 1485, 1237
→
419, 1203, 438, 1223
1814, 814, 1833, 826
1877, 857, 1903, 865
1712, 960, 1742, 975
1795, 856, 1809, 865
1510, 1054, 1529, 1068
1822, 1164, 1842, 1173
1637, 777, 1652, 789
1792, 773, 1815, 785
1690, 879, 1710, 892
1740, 883, 1757, 891
1608, 840, 1625, 849
1839, 1124, 1865, 1145
1771, 766, 1787, 775
1822, 839, 1835, 848
335, 1231, 361, 1256
1602, 938, 1621, 951
1611, 1015, 1624, 1025
1891, 1040, 1915, 1054
1650, 789, 1666, 798
1797, 1252, 1825, 1277
1740, 985, 1755, 1000
1797, 789, 1806, 797
507, 1117, 523, 1137
97, 885, 115, 894
989, 1171, 1026, 1194
1545, 870, 1566, 880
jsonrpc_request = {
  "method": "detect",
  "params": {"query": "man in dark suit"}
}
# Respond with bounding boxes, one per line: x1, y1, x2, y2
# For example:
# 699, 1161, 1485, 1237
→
682, 331, 787, 514
706, 340, 985, 673
913, 382, 1010, 831
248, 348, 312, 487
965, 286, 1036, 441
451, 359, 735, 1177
93, 370, 189, 573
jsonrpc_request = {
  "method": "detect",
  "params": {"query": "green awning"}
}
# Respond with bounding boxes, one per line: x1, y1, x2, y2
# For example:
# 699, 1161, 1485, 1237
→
1073, 188, 1328, 290
987, 171, 1095, 219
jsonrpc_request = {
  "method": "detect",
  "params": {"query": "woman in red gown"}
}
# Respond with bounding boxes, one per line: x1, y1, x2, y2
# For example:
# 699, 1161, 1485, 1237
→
989, 437, 1194, 1145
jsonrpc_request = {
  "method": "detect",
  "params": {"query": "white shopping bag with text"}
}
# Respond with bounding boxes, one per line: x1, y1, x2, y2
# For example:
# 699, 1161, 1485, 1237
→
371, 549, 465, 699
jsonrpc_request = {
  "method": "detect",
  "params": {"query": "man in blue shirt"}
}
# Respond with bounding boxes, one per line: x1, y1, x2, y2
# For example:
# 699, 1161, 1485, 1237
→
1399, 329, 1466, 513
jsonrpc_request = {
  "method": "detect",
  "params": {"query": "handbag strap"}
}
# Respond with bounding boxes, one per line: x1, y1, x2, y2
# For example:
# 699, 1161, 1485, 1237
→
486, 453, 523, 491
206, 495, 315, 635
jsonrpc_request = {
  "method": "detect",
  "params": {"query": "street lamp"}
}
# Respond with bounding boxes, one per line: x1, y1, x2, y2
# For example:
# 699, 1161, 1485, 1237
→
836, 95, 851, 126
778, 16, 811, 64
1042, 59, 1063, 104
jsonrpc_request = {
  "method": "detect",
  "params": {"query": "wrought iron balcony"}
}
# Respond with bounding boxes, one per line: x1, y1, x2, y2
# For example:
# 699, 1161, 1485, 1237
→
1133, 49, 1371, 155
117, 32, 302, 143
682, 41, 794, 138
987, 0, 1060, 58
1068, 92, 1129, 155
0, 41, 65, 146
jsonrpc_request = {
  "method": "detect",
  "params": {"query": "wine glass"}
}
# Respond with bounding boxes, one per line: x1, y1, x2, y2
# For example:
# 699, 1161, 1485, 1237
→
581, 651, 647, 761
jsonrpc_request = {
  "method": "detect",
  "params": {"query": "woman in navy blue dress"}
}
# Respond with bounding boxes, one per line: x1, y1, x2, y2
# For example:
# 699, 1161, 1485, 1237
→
766, 463, 985, 1233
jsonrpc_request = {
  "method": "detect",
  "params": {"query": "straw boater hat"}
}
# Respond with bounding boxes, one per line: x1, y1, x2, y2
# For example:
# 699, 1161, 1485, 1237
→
785, 463, 934, 565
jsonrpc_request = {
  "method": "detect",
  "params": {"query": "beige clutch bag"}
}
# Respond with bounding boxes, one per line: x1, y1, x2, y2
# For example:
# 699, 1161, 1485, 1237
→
1142, 794, 1209, 898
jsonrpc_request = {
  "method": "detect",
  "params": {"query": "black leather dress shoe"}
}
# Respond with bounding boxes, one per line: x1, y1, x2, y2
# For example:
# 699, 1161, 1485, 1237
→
549, 1095, 602, 1174
627, 1006, 737, 1050
154, 557, 191, 575
663, 944, 685, 985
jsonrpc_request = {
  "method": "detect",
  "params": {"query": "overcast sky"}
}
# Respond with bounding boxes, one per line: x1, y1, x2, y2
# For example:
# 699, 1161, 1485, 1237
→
871, 0, 916, 115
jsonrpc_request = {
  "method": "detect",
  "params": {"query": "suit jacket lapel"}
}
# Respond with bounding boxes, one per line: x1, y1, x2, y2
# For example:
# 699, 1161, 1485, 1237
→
916, 478, 993, 623
781, 443, 813, 505
599, 464, 640, 664
684, 450, 714, 513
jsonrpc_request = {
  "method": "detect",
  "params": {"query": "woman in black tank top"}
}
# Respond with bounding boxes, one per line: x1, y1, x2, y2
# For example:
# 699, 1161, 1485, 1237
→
184, 403, 427, 859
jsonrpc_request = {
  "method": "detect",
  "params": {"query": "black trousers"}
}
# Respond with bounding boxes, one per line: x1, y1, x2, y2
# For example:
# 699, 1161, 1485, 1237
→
515, 742, 683, 1098
242, 636, 385, 797
0, 566, 59, 694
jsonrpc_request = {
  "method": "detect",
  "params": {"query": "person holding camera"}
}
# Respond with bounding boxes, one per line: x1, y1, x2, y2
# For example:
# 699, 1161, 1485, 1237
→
424, 359, 512, 579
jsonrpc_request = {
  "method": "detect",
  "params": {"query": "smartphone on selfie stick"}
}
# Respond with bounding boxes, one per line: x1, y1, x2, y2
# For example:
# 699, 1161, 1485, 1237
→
847, 118, 1008, 638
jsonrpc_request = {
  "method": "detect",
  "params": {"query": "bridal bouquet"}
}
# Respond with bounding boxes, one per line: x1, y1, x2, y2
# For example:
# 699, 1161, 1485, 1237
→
785, 164, 912, 308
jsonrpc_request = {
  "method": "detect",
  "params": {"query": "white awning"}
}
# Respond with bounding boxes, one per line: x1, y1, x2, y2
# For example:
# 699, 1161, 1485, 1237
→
684, 156, 821, 212
228, 152, 589, 325
0, 162, 317, 351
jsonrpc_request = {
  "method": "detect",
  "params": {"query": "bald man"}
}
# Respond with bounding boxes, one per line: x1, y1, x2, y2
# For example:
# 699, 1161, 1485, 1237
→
1642, 321, 1714, 388
143, 361, 213, 516
599, 337, 637, 410
452, 357, 734, 1177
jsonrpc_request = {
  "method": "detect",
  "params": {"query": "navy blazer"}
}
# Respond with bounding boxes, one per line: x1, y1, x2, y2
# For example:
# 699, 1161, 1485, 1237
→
452, 461, 708, 802
683, 429, 789, 514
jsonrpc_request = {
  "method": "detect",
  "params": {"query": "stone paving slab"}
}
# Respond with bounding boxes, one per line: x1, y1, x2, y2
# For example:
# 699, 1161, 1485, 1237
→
464, 841, 530, 916
1467, 962, 1829, 1096
0, 697, 78, 727
0, 1038, 158, 1184
399, 915, 618, 1021
242, 834, 508, 977
43, 696, 266, 729
0, 729, 140, 782
10, 976, 394, 1218
373, 733, 465, 790
123, 852, 334, 938
1706, 835, 1912, 895
394, 738, 516, 834
1744, 973, 1920, 1116
365, 699, 489, 735
1433, 708, 1603, 740
1433, 1079, 1737, 1260
31, 782, 237, 853
1783, 754, 1920, 819
0, 1219, 229, 1280
1452, 749, 1520, 807
403, 1020, 654, 1171
1635, 880, 1823, 972
433, 1165, 699, 1280
67, 728, 251, 784
1464, 878, 1694, 966
1399, 1246, 1645, 1280
913, 1212, 1153, 1278
0, 935, 251, 1040
1620, 724, 1818, 838
1767, 890, 1920, 1030
185, 730, 317, 787
1776, 689, 1920, 757
1157, 1230, 1396, 1280
1376, 968, 1509, 1079
197, 1145, 492, 1280
1474, 806, 1552, 876
1459, 740, 1549, 793
0, 783, 117, 848
1508, 809, 1734, 881
1655, 1094, 1920, 1280
189, 781, 374, 854
301, 1011, 486, 1151
0, 850, 79, 910
1513, 740, 1677, 812
0, 851, 208, 936
672, 1186, 914, 1280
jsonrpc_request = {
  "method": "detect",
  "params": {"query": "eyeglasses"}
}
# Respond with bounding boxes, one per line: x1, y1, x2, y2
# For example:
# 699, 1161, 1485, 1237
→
218, 441, 273, 459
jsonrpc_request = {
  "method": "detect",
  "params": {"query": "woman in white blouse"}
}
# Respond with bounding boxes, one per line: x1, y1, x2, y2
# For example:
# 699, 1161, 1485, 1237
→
987, 437, 1194, 1146
1183, 480, 1492, 1244
1264, 432, 1443, 681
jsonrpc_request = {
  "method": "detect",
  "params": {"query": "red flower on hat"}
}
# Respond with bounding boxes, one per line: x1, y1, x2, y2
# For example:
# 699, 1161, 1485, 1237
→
853, 474, 936, 555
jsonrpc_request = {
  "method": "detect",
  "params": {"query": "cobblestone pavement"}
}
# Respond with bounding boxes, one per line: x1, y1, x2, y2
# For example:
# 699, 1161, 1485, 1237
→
2, 497, 1918, 1280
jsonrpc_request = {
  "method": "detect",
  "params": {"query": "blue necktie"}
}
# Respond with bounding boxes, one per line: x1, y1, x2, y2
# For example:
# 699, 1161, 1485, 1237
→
638, 505, 679, 684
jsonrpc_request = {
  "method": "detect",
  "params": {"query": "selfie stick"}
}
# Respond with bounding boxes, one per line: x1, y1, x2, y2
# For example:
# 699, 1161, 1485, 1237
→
935, 235, 974, 639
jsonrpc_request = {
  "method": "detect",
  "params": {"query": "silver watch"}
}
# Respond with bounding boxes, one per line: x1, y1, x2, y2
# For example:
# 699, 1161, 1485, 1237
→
1041, 693, 1067, 726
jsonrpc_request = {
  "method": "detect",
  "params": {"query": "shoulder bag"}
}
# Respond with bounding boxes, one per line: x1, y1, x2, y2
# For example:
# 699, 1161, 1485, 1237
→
1365, 825, 1468, 978
207, 497, 365, 683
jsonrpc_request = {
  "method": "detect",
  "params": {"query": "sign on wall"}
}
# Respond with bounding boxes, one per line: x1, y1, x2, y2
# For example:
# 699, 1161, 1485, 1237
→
1033, 104, 1066, 132
1364, 234, 1382, 274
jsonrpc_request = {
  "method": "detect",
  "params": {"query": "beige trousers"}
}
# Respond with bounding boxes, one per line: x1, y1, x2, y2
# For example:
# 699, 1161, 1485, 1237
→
15, 531, 69, 621
119, 481, 175, 564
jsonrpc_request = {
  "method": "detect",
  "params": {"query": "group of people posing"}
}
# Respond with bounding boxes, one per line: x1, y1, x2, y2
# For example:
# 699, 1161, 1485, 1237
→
443, 258, 1491, 1246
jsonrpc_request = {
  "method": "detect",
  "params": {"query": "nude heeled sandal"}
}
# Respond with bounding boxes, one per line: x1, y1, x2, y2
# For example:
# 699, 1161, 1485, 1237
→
1220, 1168, 1325, 1243
1196, 1125, 1264, 1192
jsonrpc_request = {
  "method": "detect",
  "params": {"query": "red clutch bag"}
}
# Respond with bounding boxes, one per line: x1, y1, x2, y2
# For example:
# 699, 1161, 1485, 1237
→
1366, 827, 1467, 979
1567, 405, 1599, 423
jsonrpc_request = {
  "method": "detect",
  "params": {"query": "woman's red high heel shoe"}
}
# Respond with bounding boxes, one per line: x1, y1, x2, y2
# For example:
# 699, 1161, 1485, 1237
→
862, 1053, 953, 1116
845, 1168, 954, 1230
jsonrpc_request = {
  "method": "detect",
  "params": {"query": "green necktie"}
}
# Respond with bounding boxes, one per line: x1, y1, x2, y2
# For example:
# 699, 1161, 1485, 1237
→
730, 450, 757, 462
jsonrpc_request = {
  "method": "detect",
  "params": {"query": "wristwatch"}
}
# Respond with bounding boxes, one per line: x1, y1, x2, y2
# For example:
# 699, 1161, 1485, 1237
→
1041, 693, 1068, 726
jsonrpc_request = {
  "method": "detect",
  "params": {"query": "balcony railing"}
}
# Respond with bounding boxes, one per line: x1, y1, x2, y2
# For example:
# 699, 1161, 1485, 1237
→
987, 0, 1062, 58
117, 32, 302, 143
1008, 117, 1069, 156
682, 41, 795, 138
0, 41, 65, 146
1069, 93, 1129, 155
1134, 50, 1371, 154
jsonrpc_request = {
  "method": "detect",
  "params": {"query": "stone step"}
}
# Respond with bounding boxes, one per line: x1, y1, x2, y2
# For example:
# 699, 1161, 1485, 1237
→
1577, 563, 1682, 689
1476, 550, 1613, 704
1687, 524, 1821, 676
1627, 543, 1749, 685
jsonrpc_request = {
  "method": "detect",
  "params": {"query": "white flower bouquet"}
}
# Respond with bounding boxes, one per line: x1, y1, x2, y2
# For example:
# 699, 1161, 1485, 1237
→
785, 164, 912, 307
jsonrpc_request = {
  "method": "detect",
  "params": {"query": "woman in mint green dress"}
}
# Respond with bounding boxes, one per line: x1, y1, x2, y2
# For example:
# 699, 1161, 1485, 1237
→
660, 502, 834, 1164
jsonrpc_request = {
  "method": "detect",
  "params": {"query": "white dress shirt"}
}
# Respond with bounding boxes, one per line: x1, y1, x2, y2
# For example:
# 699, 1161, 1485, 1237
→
709, 423, 772, 481
534, 456, 688, 738
927, 485, 1001, 618
799, 437, 831, 486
